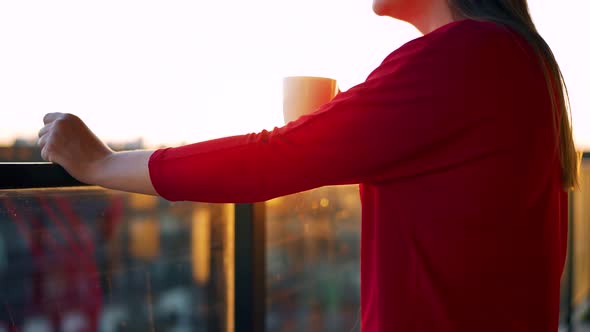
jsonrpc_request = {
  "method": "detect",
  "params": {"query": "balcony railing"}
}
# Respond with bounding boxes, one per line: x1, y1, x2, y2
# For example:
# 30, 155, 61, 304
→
0, 163, 266, 332
1, 155, 589, 332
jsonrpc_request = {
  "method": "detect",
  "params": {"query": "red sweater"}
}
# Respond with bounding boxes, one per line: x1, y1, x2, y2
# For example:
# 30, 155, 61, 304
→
149, 19, 568, 331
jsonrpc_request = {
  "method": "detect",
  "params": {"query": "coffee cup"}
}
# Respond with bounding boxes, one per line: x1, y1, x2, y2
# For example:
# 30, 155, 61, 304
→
282, 76, 339, 124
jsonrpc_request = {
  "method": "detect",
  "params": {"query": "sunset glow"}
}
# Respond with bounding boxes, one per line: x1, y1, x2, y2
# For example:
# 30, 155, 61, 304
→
0, 0, 588, 148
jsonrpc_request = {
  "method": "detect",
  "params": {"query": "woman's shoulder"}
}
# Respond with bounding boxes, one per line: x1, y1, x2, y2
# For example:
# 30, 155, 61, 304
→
377, 19, 529, 74
363, 18, 537, 95
420, 19, 519, 52
431, 19, 510, 38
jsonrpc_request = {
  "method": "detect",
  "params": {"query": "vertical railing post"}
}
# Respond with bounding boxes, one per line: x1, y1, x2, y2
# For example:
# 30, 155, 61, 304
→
566, 190, 574, 332
234, 203, 266, 332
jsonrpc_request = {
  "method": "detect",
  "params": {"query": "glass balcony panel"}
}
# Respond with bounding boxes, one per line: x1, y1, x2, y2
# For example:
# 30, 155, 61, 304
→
0, 187, 234, 332
265, 185, 361, 332
561, 158, 590, 329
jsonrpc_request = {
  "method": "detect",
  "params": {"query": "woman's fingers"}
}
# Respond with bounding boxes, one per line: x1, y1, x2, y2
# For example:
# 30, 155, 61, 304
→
39, 114, 64, 163
43, 112, 65, 125
39, 138, 54, 162
40, 145, 50, 162
38, 134, 56, 163
37, 133, 47, 149
38, 123, 51, 138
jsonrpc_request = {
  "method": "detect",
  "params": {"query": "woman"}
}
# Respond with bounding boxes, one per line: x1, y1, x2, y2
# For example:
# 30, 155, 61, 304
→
38, 0, 577, 331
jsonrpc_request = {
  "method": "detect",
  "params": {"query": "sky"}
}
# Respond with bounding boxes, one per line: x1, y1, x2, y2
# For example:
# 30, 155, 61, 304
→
0, 0, 588, 149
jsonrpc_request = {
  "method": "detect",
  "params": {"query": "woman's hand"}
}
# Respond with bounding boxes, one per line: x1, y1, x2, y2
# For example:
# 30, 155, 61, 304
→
38, 112, 113, 184
38, 112, 158, 195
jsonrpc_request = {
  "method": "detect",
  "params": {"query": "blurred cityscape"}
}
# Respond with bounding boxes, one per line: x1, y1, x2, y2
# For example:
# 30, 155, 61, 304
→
0, 139, 363, 332
1, 139, 230, 332
265, 186, 361, 332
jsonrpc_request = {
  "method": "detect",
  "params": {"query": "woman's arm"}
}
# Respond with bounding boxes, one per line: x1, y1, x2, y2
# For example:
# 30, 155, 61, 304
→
38, 112, 157, 195
39, 23, 520, 202
90, 150, 156, 195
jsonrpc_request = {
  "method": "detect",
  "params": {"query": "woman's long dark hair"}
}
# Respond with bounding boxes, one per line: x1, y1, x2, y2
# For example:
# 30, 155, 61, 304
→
449, 0, 579, 190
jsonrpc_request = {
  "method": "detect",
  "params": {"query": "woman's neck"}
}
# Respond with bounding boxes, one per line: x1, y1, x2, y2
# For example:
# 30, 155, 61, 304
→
408, 1, 462, 35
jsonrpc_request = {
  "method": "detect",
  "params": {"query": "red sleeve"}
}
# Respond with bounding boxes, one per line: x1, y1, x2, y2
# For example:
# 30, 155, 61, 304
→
148, 22, 529, 203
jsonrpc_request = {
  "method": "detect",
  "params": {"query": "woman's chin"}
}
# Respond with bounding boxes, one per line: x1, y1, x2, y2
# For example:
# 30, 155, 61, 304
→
372, 1, 395, 17
372, 3, 388, 16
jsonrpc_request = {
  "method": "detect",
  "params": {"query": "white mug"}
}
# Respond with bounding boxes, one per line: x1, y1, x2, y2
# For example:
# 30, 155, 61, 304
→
282, 76, 339, 124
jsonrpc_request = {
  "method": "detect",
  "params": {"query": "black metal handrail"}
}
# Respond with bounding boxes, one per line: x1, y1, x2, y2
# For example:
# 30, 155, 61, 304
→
0, 162, 86, 189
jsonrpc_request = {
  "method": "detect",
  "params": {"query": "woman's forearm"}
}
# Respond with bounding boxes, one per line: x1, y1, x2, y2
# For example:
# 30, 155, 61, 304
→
90, 150, 158, 196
